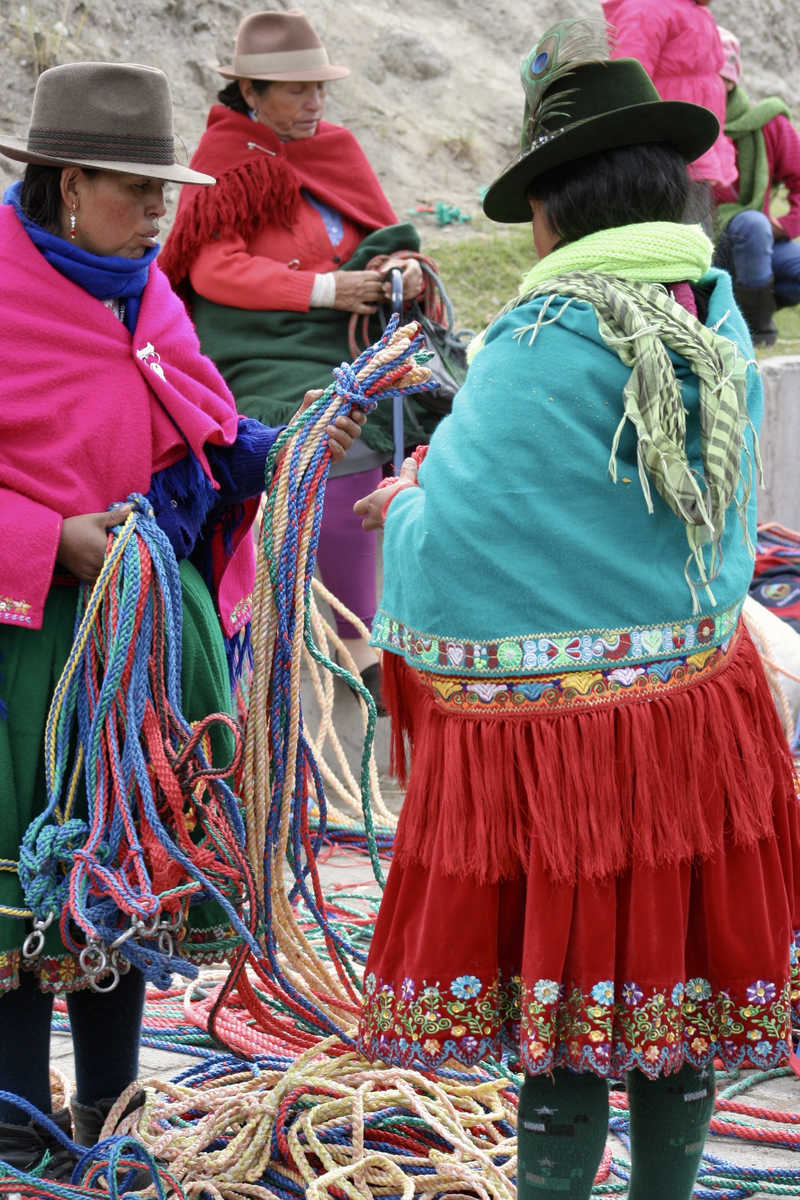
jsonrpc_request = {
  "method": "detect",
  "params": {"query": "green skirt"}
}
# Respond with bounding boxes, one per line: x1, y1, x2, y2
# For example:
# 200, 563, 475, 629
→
0, 560, 242, 994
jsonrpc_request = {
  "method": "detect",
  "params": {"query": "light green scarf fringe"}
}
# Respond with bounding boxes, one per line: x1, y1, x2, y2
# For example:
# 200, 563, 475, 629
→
470, 222, 757, 612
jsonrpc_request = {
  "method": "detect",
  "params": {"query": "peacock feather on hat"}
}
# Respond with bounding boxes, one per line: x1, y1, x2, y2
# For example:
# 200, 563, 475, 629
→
520, 19, 610, 151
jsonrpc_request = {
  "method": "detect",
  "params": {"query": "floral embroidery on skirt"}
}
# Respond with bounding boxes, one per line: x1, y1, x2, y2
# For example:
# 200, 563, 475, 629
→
359, 965, 799, 1079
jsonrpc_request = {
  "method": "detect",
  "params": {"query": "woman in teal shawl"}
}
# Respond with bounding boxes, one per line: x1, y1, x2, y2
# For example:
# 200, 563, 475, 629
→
355, 24, 800, 1200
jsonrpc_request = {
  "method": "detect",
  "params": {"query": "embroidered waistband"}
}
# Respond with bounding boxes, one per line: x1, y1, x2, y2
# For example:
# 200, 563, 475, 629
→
371, 600, 741, 678
417, 629, 740, 717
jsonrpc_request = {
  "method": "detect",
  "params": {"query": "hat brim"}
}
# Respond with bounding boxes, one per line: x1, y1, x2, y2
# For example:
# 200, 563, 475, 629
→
483, 100, 720, 223
217, 64, 349, 82
0, 137, 215, 186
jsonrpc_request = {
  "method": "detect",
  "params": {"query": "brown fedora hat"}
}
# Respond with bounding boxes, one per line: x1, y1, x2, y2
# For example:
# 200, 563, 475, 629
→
0, 62, 215, 185
218, 10, 350, 83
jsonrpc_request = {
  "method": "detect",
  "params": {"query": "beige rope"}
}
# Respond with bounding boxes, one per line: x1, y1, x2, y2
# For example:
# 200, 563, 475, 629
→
111, 1045, 517, 1198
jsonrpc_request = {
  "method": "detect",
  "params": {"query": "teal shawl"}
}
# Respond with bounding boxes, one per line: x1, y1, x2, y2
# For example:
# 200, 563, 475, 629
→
716, 85, 790, 235
373, 230, 760, 678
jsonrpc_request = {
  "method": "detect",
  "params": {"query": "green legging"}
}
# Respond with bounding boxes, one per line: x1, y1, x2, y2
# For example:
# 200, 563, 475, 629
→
518, 1063, 715, 1199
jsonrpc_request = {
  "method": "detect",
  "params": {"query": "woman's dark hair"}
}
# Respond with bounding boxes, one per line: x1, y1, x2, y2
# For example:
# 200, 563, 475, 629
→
217, 78, 271, 114
528, 142, 690, 246
20, 164, 65, 229
20, 162, 98, 231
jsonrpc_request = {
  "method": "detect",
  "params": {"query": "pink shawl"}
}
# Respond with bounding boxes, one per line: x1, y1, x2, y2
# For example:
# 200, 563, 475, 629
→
0, 203, 255, 635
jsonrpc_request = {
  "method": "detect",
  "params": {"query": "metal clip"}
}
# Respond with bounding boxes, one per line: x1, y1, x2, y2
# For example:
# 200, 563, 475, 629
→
110, 923, 138, 951
79, 941, 108, 977
22, 914, 54, 962
79, 941, 120, 993
88, 964, 120, 993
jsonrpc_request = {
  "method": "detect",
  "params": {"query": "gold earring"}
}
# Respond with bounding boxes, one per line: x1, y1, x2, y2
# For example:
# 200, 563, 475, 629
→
69, 207, 78, 240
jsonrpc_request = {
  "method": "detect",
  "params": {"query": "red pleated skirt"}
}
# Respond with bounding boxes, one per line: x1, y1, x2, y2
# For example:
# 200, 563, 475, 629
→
358, 626, 800, 1078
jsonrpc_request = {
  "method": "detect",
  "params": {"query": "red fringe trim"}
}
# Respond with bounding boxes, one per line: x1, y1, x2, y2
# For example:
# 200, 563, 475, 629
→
381, 630, 797, 884
160, 156, 300, 292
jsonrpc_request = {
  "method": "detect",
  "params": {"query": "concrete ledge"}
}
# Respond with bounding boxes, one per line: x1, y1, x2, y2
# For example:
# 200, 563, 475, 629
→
757, 355, 800, 527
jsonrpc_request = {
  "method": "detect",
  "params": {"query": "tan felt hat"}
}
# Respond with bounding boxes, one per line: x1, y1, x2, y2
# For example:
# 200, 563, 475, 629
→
217, 10, 349, 83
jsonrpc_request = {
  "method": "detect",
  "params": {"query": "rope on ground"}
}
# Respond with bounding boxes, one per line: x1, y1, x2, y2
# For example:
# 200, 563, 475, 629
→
301, 577, 397, 833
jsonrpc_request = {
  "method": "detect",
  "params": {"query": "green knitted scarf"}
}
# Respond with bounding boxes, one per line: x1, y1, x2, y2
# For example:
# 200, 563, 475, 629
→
472, 222, 756, 611
716, 85, 790, 236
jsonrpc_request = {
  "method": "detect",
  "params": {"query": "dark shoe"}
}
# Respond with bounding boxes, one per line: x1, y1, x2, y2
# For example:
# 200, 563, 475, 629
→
71, 1091, 152, 1189
733, 279, 778, 347
0, 1106, 76, 1181
359, 662, 387, 716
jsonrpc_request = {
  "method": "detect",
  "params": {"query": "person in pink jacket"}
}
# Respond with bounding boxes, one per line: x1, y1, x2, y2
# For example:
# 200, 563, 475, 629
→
602, 0, 735, 228
712, 27, 800, 346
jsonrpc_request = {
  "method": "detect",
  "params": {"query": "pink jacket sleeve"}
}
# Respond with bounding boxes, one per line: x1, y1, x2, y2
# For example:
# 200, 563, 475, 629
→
764, 115, 800, 241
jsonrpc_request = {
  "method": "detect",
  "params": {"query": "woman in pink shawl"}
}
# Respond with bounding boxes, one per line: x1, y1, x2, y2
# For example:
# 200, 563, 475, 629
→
0, 60, 362, 1181
602, 0, 736, 226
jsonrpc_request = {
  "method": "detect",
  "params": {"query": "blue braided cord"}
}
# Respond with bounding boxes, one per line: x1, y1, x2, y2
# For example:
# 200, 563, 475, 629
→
0, 1091, 77, 1149
286, 742, 367, 973
73, 1135, 165, 1199
699, 1150, 800, 1182
259, 1168, 306, 1199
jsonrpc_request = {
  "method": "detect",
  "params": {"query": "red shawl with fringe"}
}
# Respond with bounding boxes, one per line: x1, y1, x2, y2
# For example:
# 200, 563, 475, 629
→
160, 106, 398, 291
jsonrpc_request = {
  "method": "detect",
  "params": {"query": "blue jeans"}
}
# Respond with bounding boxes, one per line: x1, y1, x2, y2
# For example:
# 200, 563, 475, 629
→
714, 209, 800, 303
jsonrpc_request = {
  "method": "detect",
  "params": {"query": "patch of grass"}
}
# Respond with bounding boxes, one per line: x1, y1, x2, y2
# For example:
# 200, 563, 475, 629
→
770, 304, 800, 358
424, 218, 799, 361
423, 217, 535, 335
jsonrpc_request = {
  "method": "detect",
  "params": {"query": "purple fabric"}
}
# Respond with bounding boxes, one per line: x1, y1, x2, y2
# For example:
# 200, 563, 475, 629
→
765, 116, 800, 241
669, 281, 698, 316
317, 467, 382, 638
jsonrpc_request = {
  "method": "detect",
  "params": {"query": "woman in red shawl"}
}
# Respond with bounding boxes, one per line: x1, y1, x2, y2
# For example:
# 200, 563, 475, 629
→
161, 10, 426, 709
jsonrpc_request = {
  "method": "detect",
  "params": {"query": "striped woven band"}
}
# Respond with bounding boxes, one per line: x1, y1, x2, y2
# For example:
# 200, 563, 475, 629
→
27, 127, 175, 164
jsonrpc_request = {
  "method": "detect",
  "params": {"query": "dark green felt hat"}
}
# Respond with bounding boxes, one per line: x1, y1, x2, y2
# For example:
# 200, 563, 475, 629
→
483, 55, 719, 224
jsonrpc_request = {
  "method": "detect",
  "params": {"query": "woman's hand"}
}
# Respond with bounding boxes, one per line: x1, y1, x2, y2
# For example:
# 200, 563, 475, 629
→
56, 505, 133, 582
331, 269, 386, 314
381, 257, 424, 302
354, 457, 418, 531
297, 389, 367, 461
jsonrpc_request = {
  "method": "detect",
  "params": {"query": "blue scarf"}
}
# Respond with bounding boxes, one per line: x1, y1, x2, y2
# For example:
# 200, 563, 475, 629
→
4, 180, 158, 332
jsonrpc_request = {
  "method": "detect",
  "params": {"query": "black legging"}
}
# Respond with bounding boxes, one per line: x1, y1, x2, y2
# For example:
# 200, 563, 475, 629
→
0, 968, 145, 1123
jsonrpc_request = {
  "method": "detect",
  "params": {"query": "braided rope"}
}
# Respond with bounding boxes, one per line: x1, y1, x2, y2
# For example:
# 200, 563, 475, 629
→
226, 316, 434, 1050
16, 496, 263, 989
